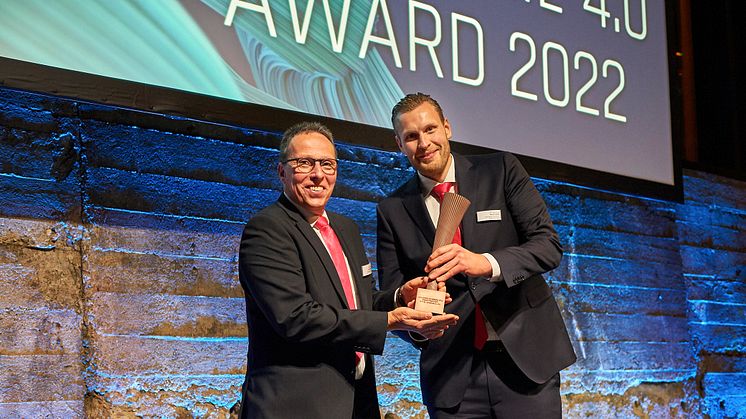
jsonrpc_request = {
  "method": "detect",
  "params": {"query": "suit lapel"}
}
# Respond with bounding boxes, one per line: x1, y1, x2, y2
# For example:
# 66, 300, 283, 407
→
400, 176, 436, 248
277, 196, 351, 308
454, 154, 477, 249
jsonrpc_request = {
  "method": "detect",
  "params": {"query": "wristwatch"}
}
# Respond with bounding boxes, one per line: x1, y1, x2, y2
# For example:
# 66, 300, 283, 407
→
395, 286, 406, 307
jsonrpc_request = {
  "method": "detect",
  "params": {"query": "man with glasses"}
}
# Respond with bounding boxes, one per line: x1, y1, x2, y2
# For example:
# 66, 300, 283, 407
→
237, 121, 459, 418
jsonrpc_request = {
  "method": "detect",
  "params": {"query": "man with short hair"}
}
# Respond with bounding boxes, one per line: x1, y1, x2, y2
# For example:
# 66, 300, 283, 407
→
238, 121, 458, 418
377, 94, 576, 418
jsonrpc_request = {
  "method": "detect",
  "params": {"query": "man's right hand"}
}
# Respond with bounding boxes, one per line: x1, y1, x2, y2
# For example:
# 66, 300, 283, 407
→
386, 307, 458, 340
425, 243, 493, 283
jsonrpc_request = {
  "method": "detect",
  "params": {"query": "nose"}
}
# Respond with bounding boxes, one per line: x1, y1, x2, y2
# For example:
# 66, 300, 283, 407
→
417, 134, 431, 150
309, 161, 325, 178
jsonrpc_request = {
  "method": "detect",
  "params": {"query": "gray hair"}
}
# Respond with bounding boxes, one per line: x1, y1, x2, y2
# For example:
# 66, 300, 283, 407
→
279, 121, 336, 161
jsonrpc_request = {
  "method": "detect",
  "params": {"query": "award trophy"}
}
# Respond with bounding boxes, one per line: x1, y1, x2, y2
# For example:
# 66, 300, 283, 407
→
415, 192, 471, 314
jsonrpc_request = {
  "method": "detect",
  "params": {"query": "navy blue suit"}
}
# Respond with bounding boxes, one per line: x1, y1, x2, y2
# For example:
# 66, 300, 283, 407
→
377, 152, 576, 410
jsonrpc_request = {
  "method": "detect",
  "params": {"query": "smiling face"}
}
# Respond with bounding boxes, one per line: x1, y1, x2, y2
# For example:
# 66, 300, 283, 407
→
278, 131, 337, 220
393, 102, 452, 182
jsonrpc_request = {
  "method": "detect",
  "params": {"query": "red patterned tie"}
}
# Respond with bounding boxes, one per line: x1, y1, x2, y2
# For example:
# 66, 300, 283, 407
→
430, 182, 488, 350
315, 216, 363, 364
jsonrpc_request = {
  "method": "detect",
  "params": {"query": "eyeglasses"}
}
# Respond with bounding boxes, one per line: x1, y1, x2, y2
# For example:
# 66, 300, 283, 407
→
283, 157, 338, 174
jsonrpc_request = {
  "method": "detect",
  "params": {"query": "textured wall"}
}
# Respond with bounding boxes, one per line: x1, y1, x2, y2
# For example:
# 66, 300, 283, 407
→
1, 87, 744, 418
679, 172, 746, 418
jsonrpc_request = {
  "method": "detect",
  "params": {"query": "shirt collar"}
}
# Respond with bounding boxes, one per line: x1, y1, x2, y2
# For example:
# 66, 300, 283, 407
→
283, 192, 328, 225
417, 154, 456, 198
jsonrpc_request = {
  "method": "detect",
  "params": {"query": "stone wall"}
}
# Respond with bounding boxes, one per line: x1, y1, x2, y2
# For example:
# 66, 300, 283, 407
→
1, 87, 744, 418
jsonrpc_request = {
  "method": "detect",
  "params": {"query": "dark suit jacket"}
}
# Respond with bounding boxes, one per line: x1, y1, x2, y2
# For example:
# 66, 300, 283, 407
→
377, 152, 576, 409
239, 195, 396, 418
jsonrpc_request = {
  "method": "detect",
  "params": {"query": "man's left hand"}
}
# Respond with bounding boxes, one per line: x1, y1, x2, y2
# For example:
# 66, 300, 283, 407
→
400, 276, 451, 307
425, 244, 492, 282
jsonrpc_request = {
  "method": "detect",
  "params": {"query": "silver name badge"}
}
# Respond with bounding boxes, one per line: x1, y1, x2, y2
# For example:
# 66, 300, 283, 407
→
361, 263, 372, 277
477, 210, 502, 222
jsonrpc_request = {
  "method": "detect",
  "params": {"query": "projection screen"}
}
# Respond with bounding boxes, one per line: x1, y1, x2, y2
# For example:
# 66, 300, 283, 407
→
0, 0, 680, 198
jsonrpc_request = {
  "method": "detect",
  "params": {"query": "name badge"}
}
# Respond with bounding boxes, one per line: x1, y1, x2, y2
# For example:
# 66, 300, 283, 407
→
477, 210, 502, 222
361, 263, 372, 277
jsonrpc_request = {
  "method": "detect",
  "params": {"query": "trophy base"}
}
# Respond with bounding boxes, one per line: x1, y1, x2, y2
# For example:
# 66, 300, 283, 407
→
414, 288, 446, 314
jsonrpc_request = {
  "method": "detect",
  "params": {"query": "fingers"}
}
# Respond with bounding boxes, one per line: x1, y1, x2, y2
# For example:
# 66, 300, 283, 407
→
390, 312, 458, 338
428, 258, 462, 282
403, 276, 429, 290
436, 313, 459, 325
426, 246, 492, 280
416, 314, 459, 329
426, 245, 468, 281
414, 314, 459, 339
389, 308, 446, 331
424, 244, 457, 273
420, 328, 447, 340
400, 307, 432, 320
401, 276, 432, 306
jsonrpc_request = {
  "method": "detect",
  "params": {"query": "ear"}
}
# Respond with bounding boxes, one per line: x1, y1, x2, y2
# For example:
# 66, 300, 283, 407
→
277, 162, 286, 181
394, 134, 403, 150
443, 118, 452, 140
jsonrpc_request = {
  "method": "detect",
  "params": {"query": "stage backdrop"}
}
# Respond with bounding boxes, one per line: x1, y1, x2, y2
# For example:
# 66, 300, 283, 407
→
1, 87, 744, 418
0, 0, 677, 197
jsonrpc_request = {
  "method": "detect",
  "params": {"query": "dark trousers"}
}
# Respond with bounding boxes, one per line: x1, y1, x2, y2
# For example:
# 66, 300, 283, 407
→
353, 367, 381, 419
428, 346, 562, 419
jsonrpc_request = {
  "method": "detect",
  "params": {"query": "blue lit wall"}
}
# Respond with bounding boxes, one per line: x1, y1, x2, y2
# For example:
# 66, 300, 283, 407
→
0, 87, 744, 418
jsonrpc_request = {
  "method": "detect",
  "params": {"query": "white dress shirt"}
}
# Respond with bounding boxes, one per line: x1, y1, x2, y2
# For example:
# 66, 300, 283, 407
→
285, 194, 366, 379
417, 155, 503, 281
417, 155, 501, 341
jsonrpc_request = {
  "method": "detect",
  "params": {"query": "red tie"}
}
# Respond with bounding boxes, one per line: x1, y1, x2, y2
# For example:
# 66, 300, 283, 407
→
314, 216, 363, 364
430, 182, 488, 350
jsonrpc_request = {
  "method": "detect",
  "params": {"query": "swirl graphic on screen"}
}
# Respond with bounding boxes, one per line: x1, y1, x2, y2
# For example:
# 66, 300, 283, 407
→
0, 0, 403, 128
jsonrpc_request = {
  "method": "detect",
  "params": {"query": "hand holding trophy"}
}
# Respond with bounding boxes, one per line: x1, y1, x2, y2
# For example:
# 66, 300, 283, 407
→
415, 192, 471, 314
